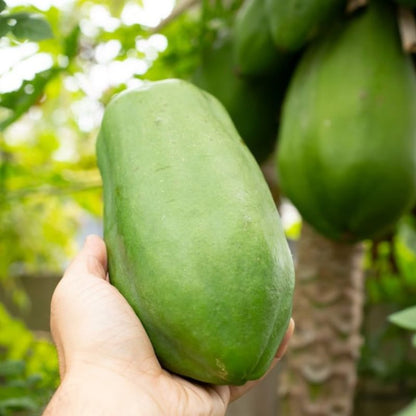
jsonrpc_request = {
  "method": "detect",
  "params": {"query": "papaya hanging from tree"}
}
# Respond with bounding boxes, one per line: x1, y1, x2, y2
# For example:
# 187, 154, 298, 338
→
193, 36, 289, 163
265, 0, 346, 52
276, 1, 416, 242
233, 0, 293, 77
97, 79, 295, 385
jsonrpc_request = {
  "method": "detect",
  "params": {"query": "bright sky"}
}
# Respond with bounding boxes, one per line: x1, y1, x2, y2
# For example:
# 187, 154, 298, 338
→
4, 0, 175, 18
0, 0, 175, 94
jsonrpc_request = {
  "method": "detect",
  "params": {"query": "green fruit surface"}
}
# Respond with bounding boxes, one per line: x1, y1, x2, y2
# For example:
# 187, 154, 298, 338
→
193, 37, 288, 163
265, 0, 345, 51
97, 79, 295, 385
233, 0, 291, 77
277, 1, 416, 242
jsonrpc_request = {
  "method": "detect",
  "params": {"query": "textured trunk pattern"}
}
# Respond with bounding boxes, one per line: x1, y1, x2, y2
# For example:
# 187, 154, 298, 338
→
278, 223, 364, 416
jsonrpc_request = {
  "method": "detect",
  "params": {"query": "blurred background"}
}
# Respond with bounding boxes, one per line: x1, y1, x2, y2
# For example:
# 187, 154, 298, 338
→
1, 0, 416, 415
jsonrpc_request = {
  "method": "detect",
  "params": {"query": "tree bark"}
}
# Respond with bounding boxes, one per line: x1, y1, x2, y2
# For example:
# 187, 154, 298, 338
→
278, 223, 365, 416
398, 6, 416, 53
152, 0, 200, 33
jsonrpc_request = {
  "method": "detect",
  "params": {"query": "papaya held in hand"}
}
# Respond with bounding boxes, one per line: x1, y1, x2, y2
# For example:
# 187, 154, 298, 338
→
96, 79, 295, 385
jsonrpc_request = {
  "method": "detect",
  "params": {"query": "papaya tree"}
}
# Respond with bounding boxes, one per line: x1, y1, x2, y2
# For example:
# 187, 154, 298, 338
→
3, 0, 416, 414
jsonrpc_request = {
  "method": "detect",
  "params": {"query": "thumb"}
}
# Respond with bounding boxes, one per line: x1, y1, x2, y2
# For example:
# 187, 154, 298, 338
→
51, 235, 161, 379
51, 235, 108, 377
64, 235, 108, 281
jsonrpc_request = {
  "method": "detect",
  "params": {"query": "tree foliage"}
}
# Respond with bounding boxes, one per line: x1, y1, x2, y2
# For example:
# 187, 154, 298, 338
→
0, 303, 58, 415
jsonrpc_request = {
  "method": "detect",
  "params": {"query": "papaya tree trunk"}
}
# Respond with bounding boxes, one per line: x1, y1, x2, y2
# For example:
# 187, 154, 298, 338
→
278, 223, 365, 416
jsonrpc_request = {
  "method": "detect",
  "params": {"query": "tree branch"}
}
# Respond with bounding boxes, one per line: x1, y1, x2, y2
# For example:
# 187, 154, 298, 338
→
398, 6, 416, 53
346, 0, 367, 14
151, 0, 200, 33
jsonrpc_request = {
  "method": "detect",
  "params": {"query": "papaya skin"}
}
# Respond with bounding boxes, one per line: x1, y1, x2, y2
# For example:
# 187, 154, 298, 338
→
193, 37, 289, 164
97, 79, 295, 385
277, 1, 416, 242
233, 0, 292, 77
265, 0, 346, 52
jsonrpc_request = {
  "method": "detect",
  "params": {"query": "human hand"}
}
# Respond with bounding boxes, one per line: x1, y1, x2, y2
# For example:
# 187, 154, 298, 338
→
44, 235, 294, 416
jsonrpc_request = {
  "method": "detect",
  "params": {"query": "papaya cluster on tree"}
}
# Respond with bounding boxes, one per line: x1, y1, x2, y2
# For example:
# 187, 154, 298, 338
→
277, 1, 416, 243
186, 0, 416, 414
191, 0, 296, 164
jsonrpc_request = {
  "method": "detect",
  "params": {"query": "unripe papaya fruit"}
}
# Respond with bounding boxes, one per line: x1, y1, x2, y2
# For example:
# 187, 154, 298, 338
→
277, 1, 416, 242
233, 0, 292, 77
193, 37, 288, 163
97, 79, 295, 385
265, 0, 345, 52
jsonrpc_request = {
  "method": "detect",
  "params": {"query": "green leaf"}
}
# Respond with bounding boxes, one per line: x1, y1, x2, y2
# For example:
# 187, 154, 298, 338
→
10, 14, 53, 41
0, 67, 60, 131
110, 0, 128, 16
0, 15, 9, 37
395, 218, 416, 286
0, 360, 25, 377
63, 24, 80, 59
389, 306, 416, 331
395, 400, 416, 416
0, 397, 38, 412
412, 333, 416, 347
0, 0, 6, 13
5, 12, 30, 26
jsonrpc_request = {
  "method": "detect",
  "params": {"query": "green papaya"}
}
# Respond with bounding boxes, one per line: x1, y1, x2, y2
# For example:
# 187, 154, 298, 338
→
265, 0, 346, 52
277, 1, 416, 242
193, 37, 288, 163
233, 0, 292, 77
97, 79, 295, 385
